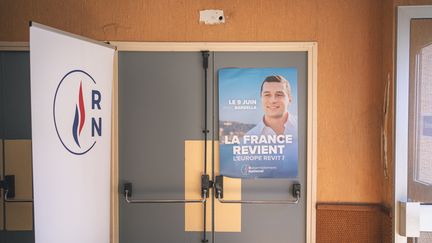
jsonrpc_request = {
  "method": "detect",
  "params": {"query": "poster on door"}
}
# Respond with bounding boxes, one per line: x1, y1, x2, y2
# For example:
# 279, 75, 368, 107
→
219, 68, 299, 178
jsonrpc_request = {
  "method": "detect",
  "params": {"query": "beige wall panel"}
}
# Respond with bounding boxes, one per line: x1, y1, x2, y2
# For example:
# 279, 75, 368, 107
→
4, 140, 33, 231
5, 203, 33, 231
0, 0, 401, 203
185, 140, 241, 232
5, 140, 33, 199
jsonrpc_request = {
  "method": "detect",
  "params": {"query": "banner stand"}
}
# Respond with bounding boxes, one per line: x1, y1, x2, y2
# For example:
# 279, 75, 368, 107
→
30, 22, 114, 243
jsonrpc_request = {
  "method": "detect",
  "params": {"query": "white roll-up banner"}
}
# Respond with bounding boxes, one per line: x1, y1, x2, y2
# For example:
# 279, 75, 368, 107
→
30, 23, 114, 243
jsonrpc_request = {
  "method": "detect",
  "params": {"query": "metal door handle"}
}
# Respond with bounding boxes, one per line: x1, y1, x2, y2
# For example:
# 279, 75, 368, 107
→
4, 190, 33, 203
215, 190, 299, 204
214, 176, 300, 205
1, 175, 33, 202
123, 175, 210, 204
125, 188, 206, 204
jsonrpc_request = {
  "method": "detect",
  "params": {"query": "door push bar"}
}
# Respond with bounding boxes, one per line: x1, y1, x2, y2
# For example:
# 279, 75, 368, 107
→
0, 175, 33, 203
123, 175, 210, 204
123, 174, 301, 205
214, 176, 301, 205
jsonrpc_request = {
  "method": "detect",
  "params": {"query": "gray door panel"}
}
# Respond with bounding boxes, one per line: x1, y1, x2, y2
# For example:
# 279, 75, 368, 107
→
1, 51, 32, 139
118, 52, 210, 243
0, 51, 34, 243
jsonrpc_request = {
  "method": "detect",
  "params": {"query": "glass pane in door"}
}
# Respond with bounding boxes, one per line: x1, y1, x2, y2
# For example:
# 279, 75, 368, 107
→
408, 19, 432, 241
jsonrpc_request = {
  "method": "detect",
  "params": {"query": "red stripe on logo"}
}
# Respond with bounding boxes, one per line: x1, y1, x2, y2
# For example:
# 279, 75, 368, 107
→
78, 81, 85, 135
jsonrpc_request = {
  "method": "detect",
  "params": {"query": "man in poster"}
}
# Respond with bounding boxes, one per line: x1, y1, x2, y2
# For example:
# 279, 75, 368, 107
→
219, 68, 298, 179
246, 75, 297, 136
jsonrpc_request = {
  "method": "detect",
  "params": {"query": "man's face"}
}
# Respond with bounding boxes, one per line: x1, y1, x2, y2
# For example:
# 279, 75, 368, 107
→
261, 82, 290, 119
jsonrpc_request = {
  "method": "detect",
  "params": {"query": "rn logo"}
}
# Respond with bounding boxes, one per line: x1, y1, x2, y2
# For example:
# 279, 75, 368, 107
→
53, 70, 102, 155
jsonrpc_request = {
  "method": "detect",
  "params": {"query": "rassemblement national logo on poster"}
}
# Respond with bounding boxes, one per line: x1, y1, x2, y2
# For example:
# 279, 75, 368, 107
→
53, 70, 103, 155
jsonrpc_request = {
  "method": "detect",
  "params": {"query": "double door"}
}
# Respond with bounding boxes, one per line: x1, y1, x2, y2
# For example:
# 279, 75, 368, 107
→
118, 50, 309, 243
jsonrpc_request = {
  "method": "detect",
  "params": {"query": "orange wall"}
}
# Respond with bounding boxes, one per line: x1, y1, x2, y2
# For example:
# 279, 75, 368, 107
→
1, 0, 385, 203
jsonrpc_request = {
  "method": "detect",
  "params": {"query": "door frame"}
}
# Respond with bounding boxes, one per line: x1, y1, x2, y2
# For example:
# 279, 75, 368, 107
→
111, 42, 318, 243
395, 5, 432, 243
0, 42, 29, 51
0, 41, 318, 243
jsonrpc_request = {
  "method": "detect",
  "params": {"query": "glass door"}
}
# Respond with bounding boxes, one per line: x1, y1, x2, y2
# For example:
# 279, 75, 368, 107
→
407, 18, 432, 243
396, 5, 432, 243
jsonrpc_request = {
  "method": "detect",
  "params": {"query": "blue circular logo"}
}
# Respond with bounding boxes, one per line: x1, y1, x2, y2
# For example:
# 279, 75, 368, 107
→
53, 70, 101, 155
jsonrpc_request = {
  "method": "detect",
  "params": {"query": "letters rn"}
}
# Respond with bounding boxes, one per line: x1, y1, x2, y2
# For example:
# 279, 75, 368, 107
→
91, 90, 102, 137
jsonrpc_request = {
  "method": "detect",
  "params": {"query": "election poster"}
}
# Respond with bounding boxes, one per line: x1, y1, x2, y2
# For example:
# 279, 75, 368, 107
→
219, 68, 298, 178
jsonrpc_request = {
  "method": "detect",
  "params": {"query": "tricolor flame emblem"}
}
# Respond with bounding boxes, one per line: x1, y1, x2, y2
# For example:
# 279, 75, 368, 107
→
54, 69, 101, 155
72, 81, 85, 147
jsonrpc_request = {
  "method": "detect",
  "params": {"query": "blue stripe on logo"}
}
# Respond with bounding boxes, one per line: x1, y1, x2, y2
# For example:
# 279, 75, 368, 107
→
73, 105, 80, 148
